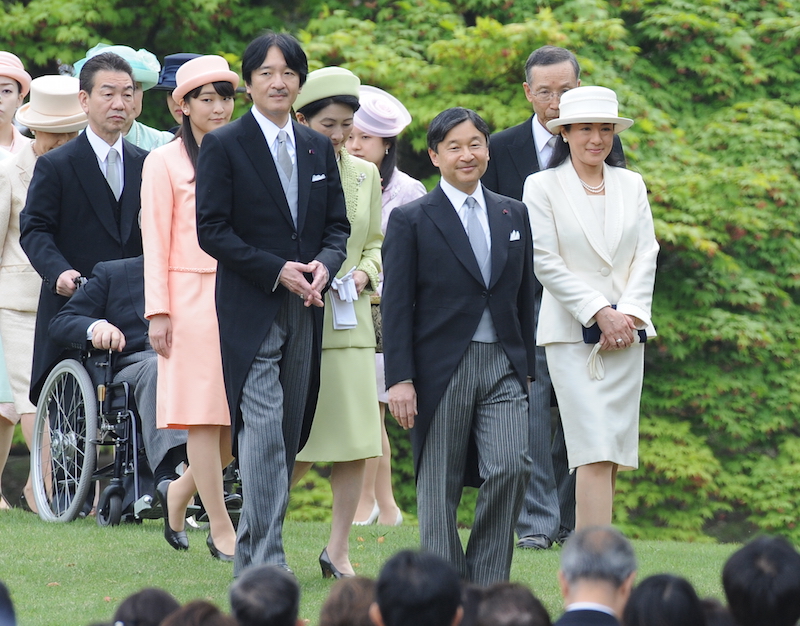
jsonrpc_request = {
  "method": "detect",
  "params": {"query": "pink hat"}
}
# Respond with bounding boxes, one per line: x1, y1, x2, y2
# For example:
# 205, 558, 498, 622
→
353, 85, 412, 138
0, 51, 32, 97
172, 55, 239, 102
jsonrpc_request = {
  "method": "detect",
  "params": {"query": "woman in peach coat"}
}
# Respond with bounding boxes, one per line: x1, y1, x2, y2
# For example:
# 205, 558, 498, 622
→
140, 56, 239, 560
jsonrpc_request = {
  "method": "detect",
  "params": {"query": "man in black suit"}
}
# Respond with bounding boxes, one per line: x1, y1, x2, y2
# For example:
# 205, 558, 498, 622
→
20, 52, 147, 403
48, 256, 187, 488
195, 32, 349, 575
482, 46, 626, 551
554, 527, 637, 626
382, 107, 536, 584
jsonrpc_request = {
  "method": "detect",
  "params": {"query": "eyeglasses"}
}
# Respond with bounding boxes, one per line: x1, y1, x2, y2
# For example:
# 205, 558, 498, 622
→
531, 89, 571, 102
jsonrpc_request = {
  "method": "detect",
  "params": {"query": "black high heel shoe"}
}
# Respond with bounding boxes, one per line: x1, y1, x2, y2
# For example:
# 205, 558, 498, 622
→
207, 533, 234, 562
319, 548, 352, 579
156, 480, 189, 551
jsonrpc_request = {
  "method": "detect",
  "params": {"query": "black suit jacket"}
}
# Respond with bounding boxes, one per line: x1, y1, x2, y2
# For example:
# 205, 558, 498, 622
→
49, 257, 149, 358
20, 132, 147, 401
553, 609, 620, 626
483, 115, 626, 202
381, 184, 536, 483
195, 111, 350, 451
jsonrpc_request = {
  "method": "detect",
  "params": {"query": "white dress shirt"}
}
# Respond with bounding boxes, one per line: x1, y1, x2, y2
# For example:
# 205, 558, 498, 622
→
85, 125, 125, 196
532, 114, 558, 170
439, 178, 491, 253
251, 106, 296, 167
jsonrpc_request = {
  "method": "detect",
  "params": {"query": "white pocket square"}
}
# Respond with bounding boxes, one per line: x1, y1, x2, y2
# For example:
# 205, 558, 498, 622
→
509, 230, 520, 241
311, 174, 326, 182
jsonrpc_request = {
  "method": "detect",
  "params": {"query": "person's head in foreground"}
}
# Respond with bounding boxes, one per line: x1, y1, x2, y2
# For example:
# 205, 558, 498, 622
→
558, 526, 637, 618
475, 582, 551, 626
113, 587, 180, 626
319, 576, 375, 626
229, 564, 301, 626
722, 535, 800, 626
370, 550, 463, 626
622, 574, 705, 626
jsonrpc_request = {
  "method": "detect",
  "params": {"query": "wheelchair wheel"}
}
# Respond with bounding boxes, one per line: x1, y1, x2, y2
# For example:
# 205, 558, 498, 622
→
97, 490, 123, 527
31, 359, 98, 522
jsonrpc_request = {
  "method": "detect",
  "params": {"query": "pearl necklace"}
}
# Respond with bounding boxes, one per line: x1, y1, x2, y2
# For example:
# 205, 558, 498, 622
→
579, 177, 605, 194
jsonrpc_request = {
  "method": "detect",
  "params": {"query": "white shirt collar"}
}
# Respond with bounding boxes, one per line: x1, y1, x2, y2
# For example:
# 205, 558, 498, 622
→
532, 114, 556, 155
439, 177, 487, 212
85, 124, 124, 164
251, 106, 295, 150
565, 602, 617, 617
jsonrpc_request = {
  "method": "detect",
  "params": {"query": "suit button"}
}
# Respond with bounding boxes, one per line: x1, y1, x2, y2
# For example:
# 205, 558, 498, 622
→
600, 267, 610, 277
481, 291, 488, 298
291, 233, 298, 240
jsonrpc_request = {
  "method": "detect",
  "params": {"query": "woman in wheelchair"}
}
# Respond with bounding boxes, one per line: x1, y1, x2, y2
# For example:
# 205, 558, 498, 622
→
140, 56, 239, 559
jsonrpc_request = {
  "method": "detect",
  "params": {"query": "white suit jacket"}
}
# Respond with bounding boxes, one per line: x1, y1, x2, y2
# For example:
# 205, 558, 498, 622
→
523, 159, 659, 346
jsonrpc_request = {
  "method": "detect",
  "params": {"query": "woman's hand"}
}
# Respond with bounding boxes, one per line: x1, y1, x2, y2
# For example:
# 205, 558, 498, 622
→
596, 306, 636, 351
148, 314, 172, 358
353, 270, 369, 295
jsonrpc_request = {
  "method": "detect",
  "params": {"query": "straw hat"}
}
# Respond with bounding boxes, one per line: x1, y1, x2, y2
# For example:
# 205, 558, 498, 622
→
0, 51, 32, 97
15, 75, 87, 133
293, 67, 360, 112
152, 53, 201, 92
546, 86, 633, 134
73, 44, 161, 90
171, 55, 239, 102
353, 85, 412, 138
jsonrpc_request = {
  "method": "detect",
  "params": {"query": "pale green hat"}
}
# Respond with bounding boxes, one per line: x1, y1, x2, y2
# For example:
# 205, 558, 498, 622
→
73, 43, 161, 91
293, 66, 360, 112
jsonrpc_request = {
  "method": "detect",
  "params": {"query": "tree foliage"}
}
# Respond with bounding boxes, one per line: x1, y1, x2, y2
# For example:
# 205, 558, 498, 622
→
5, 0, 800, 540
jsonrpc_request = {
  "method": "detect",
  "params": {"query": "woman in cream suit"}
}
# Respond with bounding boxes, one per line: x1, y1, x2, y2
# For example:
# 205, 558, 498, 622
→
0, 75, 86, 511
291, 67, 383, 578
523, 86, 658, 530
141, 56, 239, 559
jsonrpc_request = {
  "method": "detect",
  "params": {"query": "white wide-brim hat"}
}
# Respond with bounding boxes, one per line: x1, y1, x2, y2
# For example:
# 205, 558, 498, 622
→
172, 55, 239, 102
15, 75, 88, 133
293, 67, 360, 112
546, 86, 633, 134
353, 85, 412, 138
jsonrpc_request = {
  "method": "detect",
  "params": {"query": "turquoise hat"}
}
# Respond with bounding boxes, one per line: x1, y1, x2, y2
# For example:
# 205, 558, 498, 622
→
73, 43, 161, 91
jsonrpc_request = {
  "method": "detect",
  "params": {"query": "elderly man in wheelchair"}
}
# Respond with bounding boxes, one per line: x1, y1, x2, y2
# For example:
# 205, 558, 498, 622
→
34, 255, 192, 538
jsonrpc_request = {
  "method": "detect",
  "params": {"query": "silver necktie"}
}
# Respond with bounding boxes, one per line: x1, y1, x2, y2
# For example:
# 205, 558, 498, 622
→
106, 149, 121, 201
276, 130, 293, 179
465, 196, 489, 285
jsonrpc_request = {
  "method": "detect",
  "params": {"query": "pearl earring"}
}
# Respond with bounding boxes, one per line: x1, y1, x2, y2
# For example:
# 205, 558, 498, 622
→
385, 148, 389, 155
562, 136, 568, 143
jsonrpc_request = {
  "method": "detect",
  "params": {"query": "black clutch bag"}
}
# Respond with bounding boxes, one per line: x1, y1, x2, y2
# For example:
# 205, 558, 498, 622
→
582, 305, 647, 344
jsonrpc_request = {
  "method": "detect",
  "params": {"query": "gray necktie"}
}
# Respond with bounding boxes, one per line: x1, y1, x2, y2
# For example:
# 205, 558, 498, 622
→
276, 130, 293, 179
465, 196, 490, 285
106, 149, 121, 201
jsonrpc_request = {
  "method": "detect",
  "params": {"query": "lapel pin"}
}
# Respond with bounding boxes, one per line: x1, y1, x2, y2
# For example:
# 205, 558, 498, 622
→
502, 209, 509, 215
309, 149, 315, 155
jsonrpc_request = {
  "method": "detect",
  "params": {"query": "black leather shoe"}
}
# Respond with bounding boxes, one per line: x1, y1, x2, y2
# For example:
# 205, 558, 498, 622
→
207, 533, 234, 562
319, 548, 351, 579
156, 480, 189, 551
516, 534, 553, 550
556, 527, 574, 546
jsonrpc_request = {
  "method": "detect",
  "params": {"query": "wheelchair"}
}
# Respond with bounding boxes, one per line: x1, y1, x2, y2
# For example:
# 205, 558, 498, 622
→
30, 349, 241, 526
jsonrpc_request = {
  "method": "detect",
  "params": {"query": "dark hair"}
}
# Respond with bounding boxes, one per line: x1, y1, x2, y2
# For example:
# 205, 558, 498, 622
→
458, 584, 485, 626
0, 580, 15, 626
242, 32, 308, 87
524, 46, 580, 84
379, 136, 398, 189
427, 107, 490, 152
113, 588, 180, 626
79, 52, 134, 94
229, 565, 300, 626
622, 575, 705, 626
475, 583, 551, 626
547, 126, 626, 170
699, 598, 738, 626
374, 550, 461, 626
160, 600, 237, 626
296, 95, 360, 122
318, 577, 375, 626
175, 80, 237, 176
722, 536, 800, 626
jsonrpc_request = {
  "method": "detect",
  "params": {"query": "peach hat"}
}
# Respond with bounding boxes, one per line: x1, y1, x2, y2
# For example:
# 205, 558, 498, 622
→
172, 55, 239, 102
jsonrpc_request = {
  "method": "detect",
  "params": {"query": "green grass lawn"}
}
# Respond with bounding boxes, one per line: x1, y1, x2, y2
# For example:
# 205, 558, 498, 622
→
0, 508, 739, 626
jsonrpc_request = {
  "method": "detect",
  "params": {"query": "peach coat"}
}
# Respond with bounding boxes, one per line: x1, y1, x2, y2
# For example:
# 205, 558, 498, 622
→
141, 138, 230, 429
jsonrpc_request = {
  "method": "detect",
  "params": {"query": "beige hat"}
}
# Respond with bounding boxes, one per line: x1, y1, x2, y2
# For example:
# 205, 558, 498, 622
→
293, 67, 360, 112
15, 75, 88, 133
546, 86, 633, 134
172, 55, 240, 103
0, 51, 32, 97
